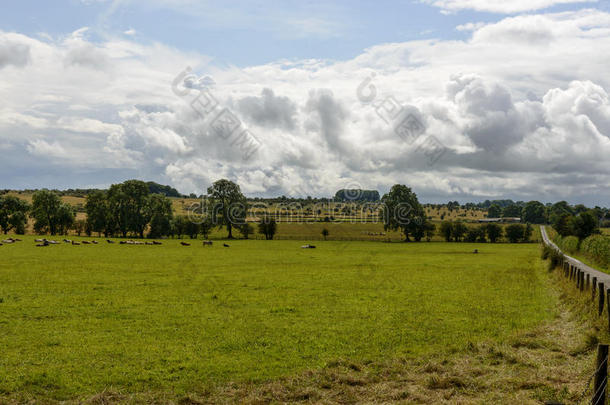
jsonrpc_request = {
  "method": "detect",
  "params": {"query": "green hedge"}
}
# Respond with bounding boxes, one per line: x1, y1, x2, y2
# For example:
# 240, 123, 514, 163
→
581, 235, 610, 269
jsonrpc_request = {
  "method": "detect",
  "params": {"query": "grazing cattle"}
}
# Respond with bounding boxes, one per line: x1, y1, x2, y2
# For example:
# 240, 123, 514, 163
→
203, 240, 213, 246
63, 239, 71, 243
145, 242, 154, 245
48, 240, 59, 244
71, 241, 80, 245
82, 241, 90, 245
301, 244, 316, 249
107, 239, 115, 244
223, 243, 230, 247
2, 239, 14, 244
35, 238, 44, 242
181, 242, 191, 246
152, 241, 162, 245
36, 242, 49, 247
119, 241, 127, 244
14, 238, 22, 242
91, 240, 98, 244
473, 249, 478, 254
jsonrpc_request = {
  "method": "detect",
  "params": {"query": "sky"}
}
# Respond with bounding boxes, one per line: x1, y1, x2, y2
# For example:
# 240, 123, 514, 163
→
1, 0, 610, 205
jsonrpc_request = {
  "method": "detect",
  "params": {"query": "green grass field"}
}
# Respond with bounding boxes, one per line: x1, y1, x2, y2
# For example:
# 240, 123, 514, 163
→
0, 235, 555, 402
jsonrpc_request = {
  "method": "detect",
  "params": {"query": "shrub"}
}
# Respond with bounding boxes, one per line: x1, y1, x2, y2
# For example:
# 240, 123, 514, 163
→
581, 235, 610, 269
505, 224, 525, 243
556, 235, 579, 254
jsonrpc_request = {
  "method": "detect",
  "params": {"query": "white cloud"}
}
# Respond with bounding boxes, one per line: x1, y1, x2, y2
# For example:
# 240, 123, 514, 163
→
423, 0, 598, 14
2, 9, 610, 204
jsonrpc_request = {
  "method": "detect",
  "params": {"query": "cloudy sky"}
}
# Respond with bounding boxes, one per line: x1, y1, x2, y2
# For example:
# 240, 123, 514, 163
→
1, 0, 610, 205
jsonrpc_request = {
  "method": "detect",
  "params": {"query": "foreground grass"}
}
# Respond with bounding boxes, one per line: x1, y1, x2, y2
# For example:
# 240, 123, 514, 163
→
1, 237, 553, 402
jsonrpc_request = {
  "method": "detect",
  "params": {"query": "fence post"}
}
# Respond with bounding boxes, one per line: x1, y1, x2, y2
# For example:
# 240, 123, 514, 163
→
594, 278, 598, 301
578, 270, 581, 289
599, 283, 605, 316
592, 344, 608, 405
607, 289, 610, 333
587, 274, 591, 290
581, 272, 585, 292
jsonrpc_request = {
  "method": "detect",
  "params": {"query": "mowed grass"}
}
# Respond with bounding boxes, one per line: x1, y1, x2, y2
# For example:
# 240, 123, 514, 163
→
0, 236, 553, 401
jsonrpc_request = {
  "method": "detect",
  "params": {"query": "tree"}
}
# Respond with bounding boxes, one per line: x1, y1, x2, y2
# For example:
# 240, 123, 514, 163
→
524, 223, 533, 242
0, 195, 30, 234
485, 223, 503, 243
239, 223, 254, 239
552, 213, 572, 237
72, 219, 87, 236
487, 204, 501, 218
452, 222, 468, 242
424, 222, 436, 242
56, 203, 76, 235
522, 201, 546, 224
107, 184, 129, 237
439, 221, 453, 242
505, 224, 525, 243
123, 180, 150, 238
571, 210, 599, 241
184, 219, 200, 239
502, 204, 522, 218
200, 218, 213, 239
321, 228, 329, 240
171, 215, 189, 239
85, 191, 112, 237
30, 190, 74, 235
207, 179, 247, 239
258, 215, 278, 240
381, 184, 425, 242
147, 194, 173, 238
107, 180, 150, 238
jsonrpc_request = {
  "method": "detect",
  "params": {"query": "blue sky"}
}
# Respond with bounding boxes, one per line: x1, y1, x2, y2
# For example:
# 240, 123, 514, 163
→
1, 0, 610, 205
1, 0, 603, 66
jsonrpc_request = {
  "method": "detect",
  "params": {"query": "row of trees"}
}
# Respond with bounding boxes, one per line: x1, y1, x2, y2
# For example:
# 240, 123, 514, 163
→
439, 222, 533, 243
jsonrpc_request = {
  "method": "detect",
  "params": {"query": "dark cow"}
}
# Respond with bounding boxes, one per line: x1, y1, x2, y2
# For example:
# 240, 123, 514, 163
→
223, 243, 230, 247
181, 242, 191, 246
203, 240, 213, 246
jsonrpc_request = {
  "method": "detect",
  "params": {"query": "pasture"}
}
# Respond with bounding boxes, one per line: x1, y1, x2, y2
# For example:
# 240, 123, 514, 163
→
0, 236, 557, 402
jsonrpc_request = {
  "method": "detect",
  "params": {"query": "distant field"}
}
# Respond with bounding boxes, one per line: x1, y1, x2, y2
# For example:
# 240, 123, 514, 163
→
0, 237, 553, 402
6, 192, 488, 227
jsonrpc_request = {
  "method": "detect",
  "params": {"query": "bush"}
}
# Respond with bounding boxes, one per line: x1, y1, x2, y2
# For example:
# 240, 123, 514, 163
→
581, 235, 610, 269
556, 235, 579, 254
505, 224, 525, 243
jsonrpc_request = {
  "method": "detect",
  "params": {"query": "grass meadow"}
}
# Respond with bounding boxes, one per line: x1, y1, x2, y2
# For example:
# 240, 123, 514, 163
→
0, 236, 556, 402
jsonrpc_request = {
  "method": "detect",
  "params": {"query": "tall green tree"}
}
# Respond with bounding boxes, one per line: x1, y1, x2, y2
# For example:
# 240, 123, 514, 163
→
381, 184, 425, 242
487, 204, 501, 218
485, 223, 503, 243
147, 194, 173, 238
258, 215, 278, 240
85, 190, 112, 237
108, 180, 150, 238
570, 210, 599, 241
502, 204, 522, 218
505, 224, 525, 243
522, 201, 547, 224
30, 190, 74, 235
207, 179, 247, 239
439, 221, 453, 242
0, 195, 30, 234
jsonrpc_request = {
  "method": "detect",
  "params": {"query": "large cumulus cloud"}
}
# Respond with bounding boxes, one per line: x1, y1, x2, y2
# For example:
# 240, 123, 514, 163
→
1, 9, 610, 205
